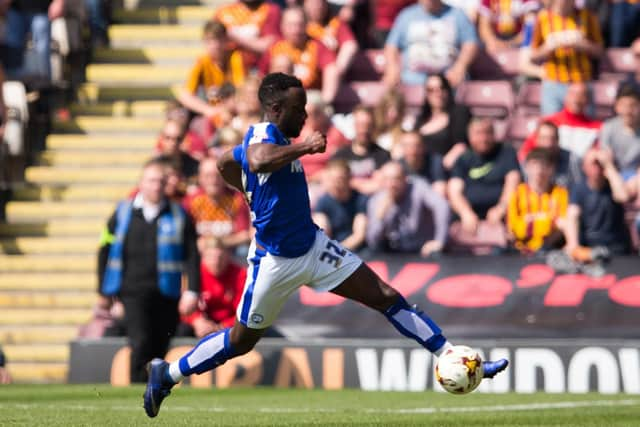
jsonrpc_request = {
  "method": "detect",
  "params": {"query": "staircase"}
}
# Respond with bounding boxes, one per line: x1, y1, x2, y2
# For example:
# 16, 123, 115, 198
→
0, 0, 228, 383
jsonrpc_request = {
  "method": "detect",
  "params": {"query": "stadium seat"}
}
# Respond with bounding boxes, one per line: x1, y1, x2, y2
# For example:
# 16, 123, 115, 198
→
516, 81, 541, 116
493, 118, 508, 142
345, 49, 386, 82
592, 80, 619, 121
469, 48, 521, 80
506, 114, 540, 149
333, 81, 388, 113
455, 80, 514, 118
599, 48, 635, 79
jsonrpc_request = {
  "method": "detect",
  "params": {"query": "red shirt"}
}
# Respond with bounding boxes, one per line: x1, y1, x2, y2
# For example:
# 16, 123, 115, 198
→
183, 261, 247, 328
374, 0, 415, 31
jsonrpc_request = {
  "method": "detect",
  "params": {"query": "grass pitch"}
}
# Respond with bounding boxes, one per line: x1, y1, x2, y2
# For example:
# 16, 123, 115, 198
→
0, 385, 638, 426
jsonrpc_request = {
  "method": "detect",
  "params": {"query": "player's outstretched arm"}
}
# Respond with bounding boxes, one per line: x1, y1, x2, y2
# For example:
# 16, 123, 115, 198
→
246, 131, 326, 173
217, 147, 244, 193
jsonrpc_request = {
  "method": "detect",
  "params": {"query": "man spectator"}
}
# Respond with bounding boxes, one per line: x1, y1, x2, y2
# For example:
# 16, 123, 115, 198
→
180, 238, 246, 338
157, 118, 200, 181
565, 147, 631, 258
508, 148, 569, 253
98, 158, 200, 383
213, 0, 281, 70
178, 21, 246, 121
0, 345, 11, 384
183, 157, 251, 251
600, 83, 640, 187
331, 105, 391, 195
448, 117, 520, 242
383, 0, 479, 88
519, 82, 602, 161
530, 0, 603, 115
478, 0, 539, 52
312, 160, 368, 251
260, 7, 340, 103
398, 130, 447, 197
366, 161, 450, 257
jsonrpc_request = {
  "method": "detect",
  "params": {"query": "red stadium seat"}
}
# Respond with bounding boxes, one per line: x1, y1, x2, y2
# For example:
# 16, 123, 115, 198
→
455, 80, 515, 118
516, 82, 541, 116
592, 80, 619, 121
599, 48, 636, 79
507, 114, 540, 149
469, 48, 521, 80
345, 49, 386, 82
333, 81, 388, 113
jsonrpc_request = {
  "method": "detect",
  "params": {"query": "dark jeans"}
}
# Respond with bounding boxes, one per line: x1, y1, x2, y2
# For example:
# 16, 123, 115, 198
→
120, 292, 179, 383
609, 2, 640, 47
4, 10, 51, 80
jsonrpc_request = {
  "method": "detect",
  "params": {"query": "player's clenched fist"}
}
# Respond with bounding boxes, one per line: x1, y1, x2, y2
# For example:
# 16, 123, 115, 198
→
304, 131, 327, 154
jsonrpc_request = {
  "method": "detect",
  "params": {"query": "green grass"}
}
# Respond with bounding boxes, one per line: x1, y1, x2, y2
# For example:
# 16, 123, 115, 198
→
0, 385, 638, 426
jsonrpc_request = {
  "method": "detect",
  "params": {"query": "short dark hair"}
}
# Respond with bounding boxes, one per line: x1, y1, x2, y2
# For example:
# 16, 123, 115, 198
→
537, 120, 558, 136
526, 147, 555, 165
258, 72, 303, 110
616, 82, 640, 101
203, 20, 227, 39
146, 155, 180, 173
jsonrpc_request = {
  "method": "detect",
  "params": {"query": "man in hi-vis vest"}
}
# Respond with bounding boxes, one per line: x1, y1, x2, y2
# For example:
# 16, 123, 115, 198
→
98, 158, 200, 383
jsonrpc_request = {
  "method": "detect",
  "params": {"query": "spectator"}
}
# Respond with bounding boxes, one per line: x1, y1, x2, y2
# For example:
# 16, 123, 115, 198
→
371, 0, 415, 47
448, 118, 520, 250
312, 159, 368, 251
519, 82, 602, 160
600, 83, 640, 186
157, 118, 200, 181
633, 38, 640, 83
508, 148, 569, 253
208, 126, 244, 159
304, 0, 359, 80
374, 88, 407, 158
160, 157, 188, 203
84, 0, 109, 48
261, 7, 340, 103
366, 161, 450, 257
182, 157, 251, 250
565, 147, 631, 257
229, 75, 262, 135
331, 105, 391, 195
530, 0, 603, 115
414, 74, 471, 170
98, 158, 200, 383
0, 345, 11, 384
608, 0, 640, 48
180, 238, 246, 338
398, 131, 447, 197
478, 0, 539, 52
3, 0, 65, 82
213, 0, 282, 70
383, 0, 479, 88
178, 21, 246, 122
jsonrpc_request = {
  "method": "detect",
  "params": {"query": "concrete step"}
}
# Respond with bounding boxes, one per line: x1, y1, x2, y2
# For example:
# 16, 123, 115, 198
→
0, 255, 94, 272
70, 100, 167, 117
0, 308, 92, 325
26, 166, 139, 184
77, 82, 180, 102
6, 201, 115, 220
93, 46, 200, 64
0, 220, 103, 237
46, 134, 155, 150
39, 150, 150, 167
52, 116, 163, 134
0, 291, 95, 308
113, 5, 211, 24
0, 237, 99, 255
8, 362, 67, 383
0, 273, 96, 290
129, 0, 230, 6
3, 344, 70, 363
14, 183, 134, 201
87, 64, 190, 85
109, 24, 200, 46
0, 326, 79, 344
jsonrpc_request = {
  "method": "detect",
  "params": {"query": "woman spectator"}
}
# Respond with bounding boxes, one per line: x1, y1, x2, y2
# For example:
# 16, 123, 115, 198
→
414, 74, 471, 171
374, 89, 407, 159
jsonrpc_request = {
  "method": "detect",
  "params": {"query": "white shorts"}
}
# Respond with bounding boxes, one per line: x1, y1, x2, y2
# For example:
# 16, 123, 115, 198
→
236, 229, 362, 329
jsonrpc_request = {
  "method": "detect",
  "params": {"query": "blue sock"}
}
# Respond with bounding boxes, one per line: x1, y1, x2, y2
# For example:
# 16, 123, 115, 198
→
168, 328, 235, 381
384, 296, 448, 354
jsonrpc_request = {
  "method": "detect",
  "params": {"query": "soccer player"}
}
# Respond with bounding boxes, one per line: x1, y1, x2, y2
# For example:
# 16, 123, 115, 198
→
143, 73, 509, 417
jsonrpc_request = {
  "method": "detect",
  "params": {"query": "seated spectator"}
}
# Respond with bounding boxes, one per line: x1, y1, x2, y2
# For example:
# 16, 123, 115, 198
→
608, 0, 640, 48
508, 148, 568, 253
447, 118, 520, 251
229, 75, 262, 135
371, 0, 415, 47
177, 21, 246, 122
313, 160, 368, 251
156, 118, 200, 181
261, 7, 339, 103
519, 82, 602, 160
414, 74, 471, 170
179, 238, 246, 338
478, 0, 539, 52
366, 161, 450, 257
600, 83, 640, 187
208, 126, 243, 159
374, 89, 407, 157
398, 131, 447, 197
213, 0, 282, 70
565, 147, 631, 257
331, 105, 391, 195
295, 90, 350, 183
383, 0, 479, 88
163, 104, 208, 161
304, 0, 358, 79
182, 157, 251, 250
530, 0, 603, 115
0, 345, 11, 384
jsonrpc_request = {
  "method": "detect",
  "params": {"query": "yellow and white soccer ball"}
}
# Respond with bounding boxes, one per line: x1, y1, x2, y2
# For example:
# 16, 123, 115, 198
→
435, 345, 484, 394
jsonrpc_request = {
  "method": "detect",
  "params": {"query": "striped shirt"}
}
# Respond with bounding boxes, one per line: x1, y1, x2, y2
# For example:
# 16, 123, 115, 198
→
184, 52, 246, 97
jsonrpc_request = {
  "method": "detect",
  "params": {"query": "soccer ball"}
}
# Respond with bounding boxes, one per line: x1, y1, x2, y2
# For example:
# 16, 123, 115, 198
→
435, 345, 484, 394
